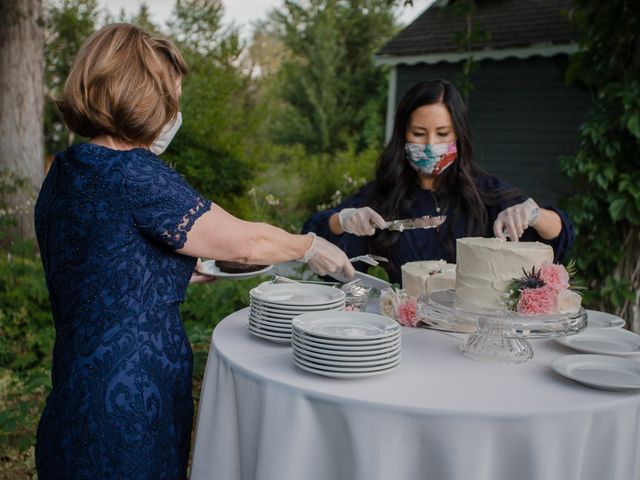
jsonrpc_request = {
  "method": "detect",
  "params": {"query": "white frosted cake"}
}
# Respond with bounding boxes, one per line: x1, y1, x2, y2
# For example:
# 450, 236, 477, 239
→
402, 260, 456, 298
455, 237, 554, 309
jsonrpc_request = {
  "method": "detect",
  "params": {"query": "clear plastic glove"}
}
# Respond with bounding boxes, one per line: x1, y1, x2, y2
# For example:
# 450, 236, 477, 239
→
493, 198, 540, 241
338, 207, 386, 236
298, 233, 356, 282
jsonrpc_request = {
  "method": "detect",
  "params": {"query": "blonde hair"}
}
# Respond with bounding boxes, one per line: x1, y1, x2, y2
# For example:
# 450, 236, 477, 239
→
57, 23, 188, 145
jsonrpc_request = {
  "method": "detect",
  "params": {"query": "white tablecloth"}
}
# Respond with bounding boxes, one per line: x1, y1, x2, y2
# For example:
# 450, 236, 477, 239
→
191, 307, 640, 480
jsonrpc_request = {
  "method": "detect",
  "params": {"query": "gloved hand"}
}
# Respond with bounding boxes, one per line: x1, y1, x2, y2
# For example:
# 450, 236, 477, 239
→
338, 207, 386, 236
493, 198, 540, 241
298, 233, 356, 282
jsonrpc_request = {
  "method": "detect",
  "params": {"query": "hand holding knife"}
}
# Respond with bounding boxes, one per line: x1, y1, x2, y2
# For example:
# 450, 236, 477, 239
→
338, 207, 446, 236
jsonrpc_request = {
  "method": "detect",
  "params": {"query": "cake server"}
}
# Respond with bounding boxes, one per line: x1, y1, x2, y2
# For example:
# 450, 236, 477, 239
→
383, 215, 446, 232
348, 254, 389, 266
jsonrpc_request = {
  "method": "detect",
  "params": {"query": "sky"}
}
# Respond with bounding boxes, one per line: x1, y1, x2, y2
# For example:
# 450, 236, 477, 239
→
97, 0, 437, 38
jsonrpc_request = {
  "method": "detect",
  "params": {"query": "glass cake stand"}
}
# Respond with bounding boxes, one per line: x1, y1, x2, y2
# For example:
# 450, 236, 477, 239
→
417, 290, 587, 364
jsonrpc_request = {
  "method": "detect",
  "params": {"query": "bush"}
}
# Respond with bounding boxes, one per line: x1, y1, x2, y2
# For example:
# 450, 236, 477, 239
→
0, 241, 53, 373
0, 240, 53, 475
246, 143, 379, 231
181, 275, 270, 379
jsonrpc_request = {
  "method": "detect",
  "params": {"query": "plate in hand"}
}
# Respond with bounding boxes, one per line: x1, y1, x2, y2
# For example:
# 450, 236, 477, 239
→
198, 260, 273, 280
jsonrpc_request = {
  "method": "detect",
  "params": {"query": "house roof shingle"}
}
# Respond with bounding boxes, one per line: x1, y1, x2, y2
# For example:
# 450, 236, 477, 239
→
377, 0, 575, 58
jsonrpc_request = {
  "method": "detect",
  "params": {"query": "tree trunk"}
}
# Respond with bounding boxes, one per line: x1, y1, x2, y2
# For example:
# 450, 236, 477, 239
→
0, 0, 44, 239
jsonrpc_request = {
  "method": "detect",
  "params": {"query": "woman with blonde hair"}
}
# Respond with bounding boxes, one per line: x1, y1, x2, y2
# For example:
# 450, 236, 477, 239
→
34, 23, 354, 478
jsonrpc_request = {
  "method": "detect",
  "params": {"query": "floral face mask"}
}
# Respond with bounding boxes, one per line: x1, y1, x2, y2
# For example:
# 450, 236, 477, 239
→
405, 141, 457, 176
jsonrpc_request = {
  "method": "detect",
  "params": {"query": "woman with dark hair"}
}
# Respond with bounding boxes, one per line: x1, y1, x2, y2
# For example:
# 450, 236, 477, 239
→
302, 79, 574, 284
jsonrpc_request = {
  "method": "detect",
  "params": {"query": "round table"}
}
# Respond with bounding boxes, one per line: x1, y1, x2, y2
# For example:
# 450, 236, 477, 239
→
190, 307, 640, 480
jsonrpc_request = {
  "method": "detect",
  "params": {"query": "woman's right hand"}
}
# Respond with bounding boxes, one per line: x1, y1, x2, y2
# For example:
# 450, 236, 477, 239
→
338, 207, 386, 236
299, 233, 356, 282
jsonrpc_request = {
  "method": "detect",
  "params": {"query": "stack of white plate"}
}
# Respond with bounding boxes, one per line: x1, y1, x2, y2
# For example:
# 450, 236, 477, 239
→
291, 311, 401, 378
248, 283, 346, 343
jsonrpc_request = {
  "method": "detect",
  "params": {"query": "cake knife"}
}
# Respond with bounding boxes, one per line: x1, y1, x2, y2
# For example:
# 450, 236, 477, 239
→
383, 215, 446, 232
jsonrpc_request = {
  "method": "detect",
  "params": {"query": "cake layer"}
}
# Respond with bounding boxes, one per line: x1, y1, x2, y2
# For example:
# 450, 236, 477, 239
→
455, 237, 554, 309
402, 260, 456, 298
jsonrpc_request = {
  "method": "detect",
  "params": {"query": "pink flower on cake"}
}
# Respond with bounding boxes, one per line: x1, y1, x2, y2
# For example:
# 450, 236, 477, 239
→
516, 285, 557, 315
539, 263, 570, 293
557, 289, 582, 314
397, 297, 418, 327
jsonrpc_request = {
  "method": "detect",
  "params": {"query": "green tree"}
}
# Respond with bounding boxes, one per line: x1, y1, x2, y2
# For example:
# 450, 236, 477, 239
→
561, 0, 640, 330
129, 2, 160, 34
43, 0, 99, 154
444, 0, 490, 100
164, 0, 255, 212
267, 0, 398, 154
0, 0, 45, 239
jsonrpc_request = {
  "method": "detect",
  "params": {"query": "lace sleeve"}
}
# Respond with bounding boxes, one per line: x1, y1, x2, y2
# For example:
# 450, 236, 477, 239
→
123, 150, 212, 250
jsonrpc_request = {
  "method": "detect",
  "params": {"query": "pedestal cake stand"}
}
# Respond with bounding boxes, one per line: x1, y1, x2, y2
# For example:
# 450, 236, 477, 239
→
417, 290, 587, 364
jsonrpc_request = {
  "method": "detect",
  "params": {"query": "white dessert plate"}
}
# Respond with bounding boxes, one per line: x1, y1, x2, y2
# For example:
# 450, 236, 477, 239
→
198, 260, 273, 279
293, 352, 401, 373
250, 283, 346, 306
293, 358, 400, 379
292, 337, 400, 352
551, 354, 640, 390
249, 313, 293, 327
248, 318, 291, 333
248, 323, 291, 338
293, 354, 401, 371
247, 327, 291, 344
554, 328, 640, 356
586, 309, 626, 329
292, 329, 400, 348
292, 311, 399, 341
293, 347, 401, 366
292, 336, 401, 356
250, 300, 345, 314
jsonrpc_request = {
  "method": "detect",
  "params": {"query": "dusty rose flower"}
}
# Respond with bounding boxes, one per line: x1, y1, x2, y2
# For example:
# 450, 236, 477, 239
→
539, 263, 570, 293
557, 289, 582, 314
517, 285, 557, 315
397, 297, 419, 327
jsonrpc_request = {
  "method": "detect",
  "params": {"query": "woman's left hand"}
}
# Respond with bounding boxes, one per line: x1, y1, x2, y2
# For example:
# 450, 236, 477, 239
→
493, 198, 540, 241
189, 258, 217, 285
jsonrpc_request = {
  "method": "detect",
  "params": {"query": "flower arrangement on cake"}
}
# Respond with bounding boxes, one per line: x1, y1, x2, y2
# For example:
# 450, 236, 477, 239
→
378, 287, 419, 327
502, 260, 583, 315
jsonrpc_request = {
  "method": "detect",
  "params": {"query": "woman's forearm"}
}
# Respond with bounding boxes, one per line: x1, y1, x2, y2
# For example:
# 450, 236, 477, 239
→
532, 208, 562, 240
239, 222, 313, 265
329, 212, 344, 235
178, 205, 312, 264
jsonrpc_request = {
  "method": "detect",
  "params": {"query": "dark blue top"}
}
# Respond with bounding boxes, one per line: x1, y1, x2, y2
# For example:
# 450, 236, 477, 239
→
302, 175, 574, 285
34, 144, 211, 479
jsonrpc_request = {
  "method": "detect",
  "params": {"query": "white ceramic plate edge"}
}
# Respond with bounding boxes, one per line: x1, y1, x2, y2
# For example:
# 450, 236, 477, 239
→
554, 328, 640, 356
551, 354, 640, 390
199, 261, 273, 279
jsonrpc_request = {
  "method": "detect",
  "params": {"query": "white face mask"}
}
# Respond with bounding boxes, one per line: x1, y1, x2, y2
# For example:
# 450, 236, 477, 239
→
150, 112, 182, 155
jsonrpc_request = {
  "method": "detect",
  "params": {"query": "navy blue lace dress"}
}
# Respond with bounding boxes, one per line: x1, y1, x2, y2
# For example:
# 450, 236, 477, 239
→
34, 144, 211, 479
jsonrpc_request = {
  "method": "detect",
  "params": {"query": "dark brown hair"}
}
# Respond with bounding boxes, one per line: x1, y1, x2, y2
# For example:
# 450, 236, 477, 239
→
367, 79, 520, 268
